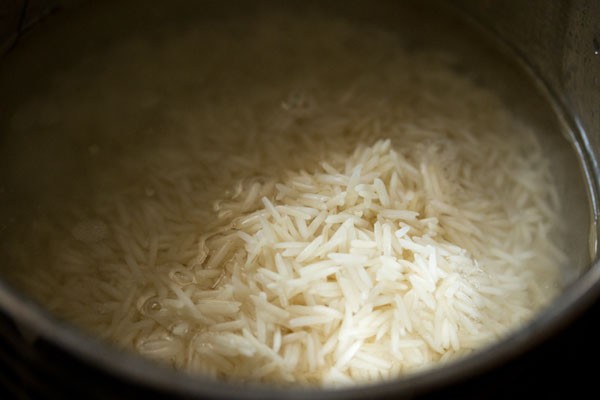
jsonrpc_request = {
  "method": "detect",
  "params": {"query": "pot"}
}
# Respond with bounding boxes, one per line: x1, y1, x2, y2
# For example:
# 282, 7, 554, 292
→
0, 0, 598, 398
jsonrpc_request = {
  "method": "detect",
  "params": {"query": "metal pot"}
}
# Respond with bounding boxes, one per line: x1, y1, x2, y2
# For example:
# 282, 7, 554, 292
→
0, 0, 598, 398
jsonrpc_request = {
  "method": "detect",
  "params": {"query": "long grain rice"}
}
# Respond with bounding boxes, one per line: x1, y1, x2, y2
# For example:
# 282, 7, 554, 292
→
2, 12, 567, 387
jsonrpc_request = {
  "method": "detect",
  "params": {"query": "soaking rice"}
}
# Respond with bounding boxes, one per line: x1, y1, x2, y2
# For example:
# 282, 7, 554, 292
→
2, 13, 566, 387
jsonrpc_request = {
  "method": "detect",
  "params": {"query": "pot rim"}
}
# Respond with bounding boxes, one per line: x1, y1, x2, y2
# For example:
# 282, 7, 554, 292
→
1, 1, 599, 397
0, 261, 599, 399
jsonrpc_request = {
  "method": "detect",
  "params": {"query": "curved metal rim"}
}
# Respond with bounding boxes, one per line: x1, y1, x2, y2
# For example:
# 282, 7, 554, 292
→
0, 263, 599, 399
0, 1, 599, 398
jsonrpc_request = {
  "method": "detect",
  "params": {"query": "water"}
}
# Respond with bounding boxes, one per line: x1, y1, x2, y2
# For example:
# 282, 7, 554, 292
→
0, 0, 593, 385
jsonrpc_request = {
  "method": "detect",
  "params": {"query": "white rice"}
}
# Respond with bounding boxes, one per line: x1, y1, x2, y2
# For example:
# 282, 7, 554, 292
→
3, 12, 566, 387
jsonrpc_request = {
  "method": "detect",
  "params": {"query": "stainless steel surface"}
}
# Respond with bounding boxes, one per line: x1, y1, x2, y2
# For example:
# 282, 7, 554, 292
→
456, 0, 600, 259
457, 1, 600, 166
0, 1, 598, 398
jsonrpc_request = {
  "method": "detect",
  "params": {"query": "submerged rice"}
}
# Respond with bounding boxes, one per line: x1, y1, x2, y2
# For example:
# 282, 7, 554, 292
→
2, 13, 565, 386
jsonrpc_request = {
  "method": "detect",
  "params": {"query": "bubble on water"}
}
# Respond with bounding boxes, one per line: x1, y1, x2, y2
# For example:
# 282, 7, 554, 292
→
71, 219, 107, 243
140, 297, 163, 316
594, 37, 599, 56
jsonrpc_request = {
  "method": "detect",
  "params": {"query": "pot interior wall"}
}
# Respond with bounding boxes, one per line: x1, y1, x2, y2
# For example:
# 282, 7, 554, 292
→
0, 0, 597, 398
